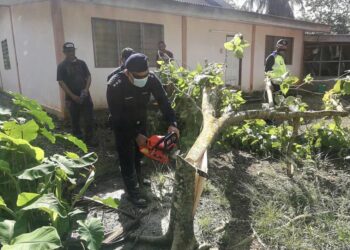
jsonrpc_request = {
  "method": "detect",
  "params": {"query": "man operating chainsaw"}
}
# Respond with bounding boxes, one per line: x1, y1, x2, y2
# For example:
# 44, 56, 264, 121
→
107, 53, 179, 207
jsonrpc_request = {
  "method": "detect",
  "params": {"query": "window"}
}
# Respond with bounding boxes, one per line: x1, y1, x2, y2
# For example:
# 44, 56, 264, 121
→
1, 39, 11, 70
92, 18, 164, 68
265, 36, 294, 65
304, 44, 350, 77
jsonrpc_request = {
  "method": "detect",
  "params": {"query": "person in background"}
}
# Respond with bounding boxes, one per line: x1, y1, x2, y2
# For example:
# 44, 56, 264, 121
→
265, 39, 289, 93
107, 53, 179, 207
156, 41, 174, 68
107, 47, 135, 82
57, 42, 96, 146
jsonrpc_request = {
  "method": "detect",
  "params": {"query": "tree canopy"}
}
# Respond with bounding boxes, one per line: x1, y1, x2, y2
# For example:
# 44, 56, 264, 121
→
303, 0, 350, 34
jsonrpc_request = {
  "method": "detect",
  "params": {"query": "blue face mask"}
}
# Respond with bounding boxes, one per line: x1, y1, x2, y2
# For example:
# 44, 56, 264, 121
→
133, 76, 148, 88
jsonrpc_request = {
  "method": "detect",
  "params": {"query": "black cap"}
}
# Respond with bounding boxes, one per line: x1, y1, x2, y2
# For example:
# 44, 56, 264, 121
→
121, 48, 135, 61
125, 53, 149, 72
276, 39, 288, 47
63, 42, 76, 51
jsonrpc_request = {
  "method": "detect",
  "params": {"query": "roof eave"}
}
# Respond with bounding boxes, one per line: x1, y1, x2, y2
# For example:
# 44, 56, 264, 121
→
70, 0, 330, 32
0, 0, 331, 32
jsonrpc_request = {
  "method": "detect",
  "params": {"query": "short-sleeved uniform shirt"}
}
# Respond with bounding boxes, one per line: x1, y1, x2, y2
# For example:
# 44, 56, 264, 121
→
57, 58, 90, 100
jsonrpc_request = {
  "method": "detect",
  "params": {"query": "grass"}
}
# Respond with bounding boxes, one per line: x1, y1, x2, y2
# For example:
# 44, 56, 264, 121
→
198, 215, 213, 233
245, 160, 350, 249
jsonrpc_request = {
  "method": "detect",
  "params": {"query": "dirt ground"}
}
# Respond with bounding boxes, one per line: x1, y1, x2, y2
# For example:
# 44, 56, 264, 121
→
2, 90, 350, 250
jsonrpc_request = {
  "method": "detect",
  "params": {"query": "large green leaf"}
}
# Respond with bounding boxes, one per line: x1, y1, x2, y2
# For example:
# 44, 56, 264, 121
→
333, 80, 342, 93
0, 220, 15, 244
40, 127, 56, 143
77, 218, 104, 250
0, 196, 16, 219
51, 153, 97, 176
11, 93, 55, 130
19, 193, 67, 218
72, 170, 95, 207
3, 120, 39, 142
56, 134, 87, 153
0, 132, 44, 162
0, 160, 10, 174
29, 110, 55, 130
16, 192, 40, 207
280, 83, 289, 95
91, 196, 119, 209
2, 226, 61, 250
17, 162, 56, 180
0, 196, 7, 207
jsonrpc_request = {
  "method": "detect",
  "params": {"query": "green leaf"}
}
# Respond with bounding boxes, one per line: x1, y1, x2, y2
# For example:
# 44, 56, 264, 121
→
3, 120, 39, 142
343, 81, 350, 94
255, 119, 266, 127
40, 128, 56, 143
333, 80, 342, 93
0, 220, 15, 245
0, 132, 44, 162
0, 196, 7, 207
280, 83, 289, 95
17, 162, 56, 180
16, 193, 40, 207
56, 134, 87, 153
29, 110, 55, 130
233, 35, 241, 46
0, 160, 11, 174
91, 196, 119, 209
224, 42, 234, 51
51, 153, 97, 176
72, 170, 95, 207
65, 152, 80, 159
234, 47, 244, 59
19, 193, 67, 218
77, 218, 104, 250
2, 226, 61, 250
303, 74, 313, 84
11, 93, 55, 129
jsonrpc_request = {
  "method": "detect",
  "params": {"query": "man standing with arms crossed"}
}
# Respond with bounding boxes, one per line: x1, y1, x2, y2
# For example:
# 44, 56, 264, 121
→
57, 42, 96, 146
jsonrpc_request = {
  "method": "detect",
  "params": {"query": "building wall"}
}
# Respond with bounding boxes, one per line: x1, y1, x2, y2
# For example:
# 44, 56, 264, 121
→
253, 25, 304, 90
61, 1, 183, 109
186, 17, 253, 91
0, 6, 20, 93
11, 1, 61, 111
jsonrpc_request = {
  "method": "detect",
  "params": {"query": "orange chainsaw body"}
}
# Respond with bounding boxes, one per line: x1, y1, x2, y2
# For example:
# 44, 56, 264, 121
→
139, 132, 177, 164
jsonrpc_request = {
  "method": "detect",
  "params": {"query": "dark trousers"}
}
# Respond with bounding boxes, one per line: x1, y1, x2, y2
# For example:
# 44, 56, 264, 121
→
114, 130, 144, 192
66, 97, 94, 141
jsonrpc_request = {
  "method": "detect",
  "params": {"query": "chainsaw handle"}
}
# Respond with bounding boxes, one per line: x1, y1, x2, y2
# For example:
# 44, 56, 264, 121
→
152, 132, 177, 150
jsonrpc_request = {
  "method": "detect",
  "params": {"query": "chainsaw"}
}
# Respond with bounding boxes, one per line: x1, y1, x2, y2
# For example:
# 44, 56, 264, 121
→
139, 132, 178, 164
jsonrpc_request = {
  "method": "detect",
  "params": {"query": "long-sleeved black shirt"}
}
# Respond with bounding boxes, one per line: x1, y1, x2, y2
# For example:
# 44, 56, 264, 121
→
106, 72, 176, 137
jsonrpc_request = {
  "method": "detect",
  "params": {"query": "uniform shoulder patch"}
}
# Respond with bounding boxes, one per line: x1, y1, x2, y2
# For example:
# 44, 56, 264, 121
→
108, 74, 122, 87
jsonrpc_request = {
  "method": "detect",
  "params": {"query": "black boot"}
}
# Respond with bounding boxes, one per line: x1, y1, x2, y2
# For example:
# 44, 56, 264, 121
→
123, 175, 147, 208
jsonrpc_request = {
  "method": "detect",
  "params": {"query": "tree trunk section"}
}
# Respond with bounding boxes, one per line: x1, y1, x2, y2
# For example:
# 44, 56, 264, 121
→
169, 156, 199, 250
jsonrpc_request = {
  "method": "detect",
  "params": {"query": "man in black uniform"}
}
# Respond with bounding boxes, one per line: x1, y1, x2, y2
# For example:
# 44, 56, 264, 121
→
107, 53, 179, 207
57, 42, 95, 145
107, 47, 135, 82
265, 39, 289, 93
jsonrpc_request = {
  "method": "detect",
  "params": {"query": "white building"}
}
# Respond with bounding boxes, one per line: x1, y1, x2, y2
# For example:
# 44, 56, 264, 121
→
0, 0, 329, 117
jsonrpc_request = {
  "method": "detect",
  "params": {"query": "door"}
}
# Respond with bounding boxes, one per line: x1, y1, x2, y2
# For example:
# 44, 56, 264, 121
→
225, 35, 240, 86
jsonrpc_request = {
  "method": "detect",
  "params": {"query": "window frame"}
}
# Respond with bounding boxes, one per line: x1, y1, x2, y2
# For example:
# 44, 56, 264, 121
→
304, 43, 350, 77
91, 17, 164, 68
